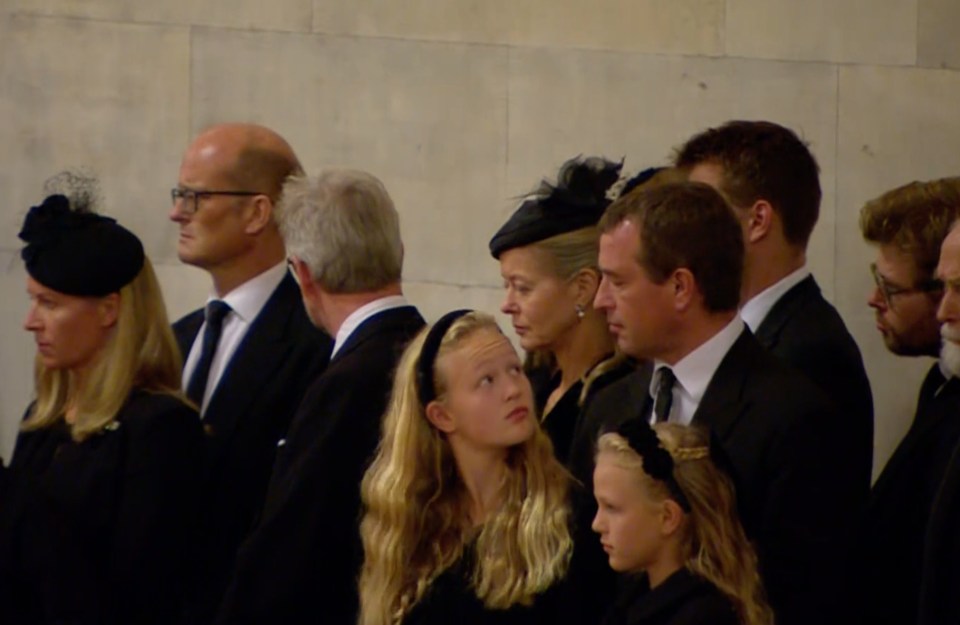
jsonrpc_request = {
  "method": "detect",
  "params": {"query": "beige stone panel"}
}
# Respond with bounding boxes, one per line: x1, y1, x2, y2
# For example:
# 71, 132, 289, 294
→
507, 49, 839, 297
4, 0, 312, 32
153, 261, 215, 322
919, 0, 960, 69
313, 0, 723, 55
0, 254, 41, 461
726, 0, 916, 65
836, 65, 960, 473
192, 29, 508, 287
0, 14, 190, 264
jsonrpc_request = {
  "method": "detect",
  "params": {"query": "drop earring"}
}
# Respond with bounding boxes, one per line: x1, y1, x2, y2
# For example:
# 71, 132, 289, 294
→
575, 304, 586, 320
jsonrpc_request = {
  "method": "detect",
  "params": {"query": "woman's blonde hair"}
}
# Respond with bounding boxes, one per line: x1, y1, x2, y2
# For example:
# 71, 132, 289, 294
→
597, 424, 773, 625
359, 311, 573, 625
23, 258, 184, 441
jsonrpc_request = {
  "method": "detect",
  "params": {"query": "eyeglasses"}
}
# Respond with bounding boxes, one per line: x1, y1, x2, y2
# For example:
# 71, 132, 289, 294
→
170, 188, 263, 215
870, 263, 943, 307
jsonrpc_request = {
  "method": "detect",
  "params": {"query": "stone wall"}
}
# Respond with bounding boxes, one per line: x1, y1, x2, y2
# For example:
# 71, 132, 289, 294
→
2, 0, 959, 477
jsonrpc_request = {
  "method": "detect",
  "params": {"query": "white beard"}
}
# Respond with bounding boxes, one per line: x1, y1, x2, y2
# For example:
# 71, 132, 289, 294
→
940, 324, 960, 378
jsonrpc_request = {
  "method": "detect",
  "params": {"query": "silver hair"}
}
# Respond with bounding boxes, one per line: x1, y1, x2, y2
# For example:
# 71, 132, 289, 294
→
275, 169, 403, 294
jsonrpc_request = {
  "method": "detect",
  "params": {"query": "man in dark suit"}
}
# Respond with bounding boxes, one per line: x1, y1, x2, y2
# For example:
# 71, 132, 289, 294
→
853, 178, 960, 625
918, 218, 960, 625
589, 181, 857, 625
674, 120, 874, 498
215, 169, 425, 625
169, 123, 332, 623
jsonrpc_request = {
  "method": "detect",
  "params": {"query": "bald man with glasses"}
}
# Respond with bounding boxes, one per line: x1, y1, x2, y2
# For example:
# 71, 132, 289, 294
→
851, 177, 960, 625
169, 123, 331, 625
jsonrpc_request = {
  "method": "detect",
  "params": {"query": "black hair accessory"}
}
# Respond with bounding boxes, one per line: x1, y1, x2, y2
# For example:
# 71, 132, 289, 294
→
617, 418, 692, 512
618, 166, 664, 199
489, 156, 623, 258
415, 309, 473, 406
19, 194, 145, 296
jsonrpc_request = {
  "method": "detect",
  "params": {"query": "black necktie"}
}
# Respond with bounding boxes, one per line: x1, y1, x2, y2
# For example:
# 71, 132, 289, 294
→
654, 367, 676, 423
186, 300, 232, 407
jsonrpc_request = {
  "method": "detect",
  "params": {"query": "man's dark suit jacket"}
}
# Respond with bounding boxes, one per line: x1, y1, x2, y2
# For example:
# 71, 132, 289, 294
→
582, 329, 855, 625
173, 273, 332, 623
851, 365, 960, 625
753, 275, 874, 498
215, 305, 425, 625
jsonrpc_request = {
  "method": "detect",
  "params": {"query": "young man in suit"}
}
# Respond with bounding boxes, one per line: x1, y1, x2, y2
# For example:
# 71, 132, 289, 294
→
674, 120, 874, 498
215, 169, 425, 625
855, 178, 960, 625
169, 123, 332, 623
918, 218, 960, 625
589, 181, 856, 625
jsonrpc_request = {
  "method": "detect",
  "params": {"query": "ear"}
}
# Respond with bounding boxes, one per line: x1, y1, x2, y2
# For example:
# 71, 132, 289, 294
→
570, 268, 601, 308
425, 400, 457, 434
743, 200, 774, 244
98, 293, 120, 328
670, 268, 697, 313
660, 498, 686, 536
244, 195, 274, 235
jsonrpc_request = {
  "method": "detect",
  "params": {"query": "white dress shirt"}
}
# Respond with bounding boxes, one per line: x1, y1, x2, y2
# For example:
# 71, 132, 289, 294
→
330, 295, 410, 359
182, 261, 288, 415
740, 265, 811, 332
648, 316, 745, 425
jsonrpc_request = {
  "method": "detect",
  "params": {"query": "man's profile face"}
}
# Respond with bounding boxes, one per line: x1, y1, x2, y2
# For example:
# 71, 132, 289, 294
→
595, 220, 675, 361
170, 138, 256, 273
868, 244, 941, 357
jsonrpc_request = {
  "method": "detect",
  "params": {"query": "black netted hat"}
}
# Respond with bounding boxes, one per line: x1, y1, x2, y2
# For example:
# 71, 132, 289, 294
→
19, 194, 145, 296
489, 156, 623, 259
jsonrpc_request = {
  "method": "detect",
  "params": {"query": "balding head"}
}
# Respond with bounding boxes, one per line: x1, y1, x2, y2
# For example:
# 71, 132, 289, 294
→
185, 123, 302, 202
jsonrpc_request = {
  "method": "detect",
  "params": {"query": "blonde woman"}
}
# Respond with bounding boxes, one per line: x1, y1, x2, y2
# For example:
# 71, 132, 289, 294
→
2, 191, 203, 625
593, 421, 772, 625
359, 310, 592, 625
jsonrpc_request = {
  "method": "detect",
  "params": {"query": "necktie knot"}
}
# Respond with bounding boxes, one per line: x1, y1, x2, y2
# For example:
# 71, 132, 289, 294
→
205, 300, 231, 327
187, 300, 232, 409
654, 367, 676, 423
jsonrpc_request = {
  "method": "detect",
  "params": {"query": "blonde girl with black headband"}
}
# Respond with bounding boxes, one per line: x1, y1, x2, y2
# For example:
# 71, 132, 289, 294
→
359, 310, 586, 625
592, 420, 773, 625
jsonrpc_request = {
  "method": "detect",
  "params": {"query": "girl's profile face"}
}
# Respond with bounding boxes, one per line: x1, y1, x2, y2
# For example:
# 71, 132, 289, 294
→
435, 328, 536, 454
592, 452, 669, 573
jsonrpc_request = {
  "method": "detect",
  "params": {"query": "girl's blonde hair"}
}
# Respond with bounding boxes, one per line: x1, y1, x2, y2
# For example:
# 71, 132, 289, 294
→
24, 258, 184, 441
359, 311, 573, 625
597, 424, 774, 625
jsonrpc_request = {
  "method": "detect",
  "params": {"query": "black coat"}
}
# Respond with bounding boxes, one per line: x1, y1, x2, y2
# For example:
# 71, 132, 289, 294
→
851, 365, 960, 625
582, 329, 855, 625
215, 305, 425, 625
601, 569, 738, 625
753, 275, 873, 497
0, 391, 203, 625
173, 273, 332, 622
918, 407, 960, 625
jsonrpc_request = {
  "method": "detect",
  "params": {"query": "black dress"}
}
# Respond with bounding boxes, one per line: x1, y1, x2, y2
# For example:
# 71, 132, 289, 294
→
602, 569, 739, 625
0, 390, 204, 625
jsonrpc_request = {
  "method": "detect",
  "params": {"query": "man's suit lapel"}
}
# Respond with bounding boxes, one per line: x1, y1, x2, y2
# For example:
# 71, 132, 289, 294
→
691, 329, 755, 440
203, 275, 303, 441
175, 309, 204, 362
753, 275, 818, 350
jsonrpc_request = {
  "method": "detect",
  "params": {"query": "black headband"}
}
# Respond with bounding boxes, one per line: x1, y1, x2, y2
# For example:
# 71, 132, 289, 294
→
415, 309, 472, 405
19, 194, 145, 296
617, 419, 692, 512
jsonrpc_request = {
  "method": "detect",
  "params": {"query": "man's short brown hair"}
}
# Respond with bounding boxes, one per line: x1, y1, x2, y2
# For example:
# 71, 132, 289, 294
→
674, 120, 821, 249
860, 178, 960, 280
600, 181, 743, 312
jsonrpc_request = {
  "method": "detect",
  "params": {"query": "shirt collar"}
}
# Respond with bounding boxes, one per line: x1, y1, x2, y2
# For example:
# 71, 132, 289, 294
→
332, 295, 410, 358
209, 261, 288, 324
740, 265, 811, 332
654, 316, 744, 408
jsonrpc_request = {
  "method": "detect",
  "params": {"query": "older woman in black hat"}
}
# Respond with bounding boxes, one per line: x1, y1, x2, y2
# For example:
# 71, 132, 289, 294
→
490, 156, 636, 479
0, 190, 203, 625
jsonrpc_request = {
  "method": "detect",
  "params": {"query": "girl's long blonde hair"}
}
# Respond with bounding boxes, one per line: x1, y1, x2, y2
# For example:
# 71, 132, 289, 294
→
359, 312, 573, 625
597, 424, 774, 625
23, 258, 184, 441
